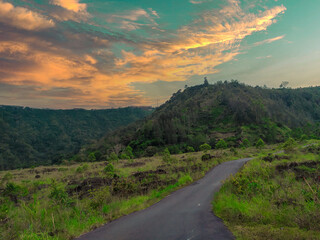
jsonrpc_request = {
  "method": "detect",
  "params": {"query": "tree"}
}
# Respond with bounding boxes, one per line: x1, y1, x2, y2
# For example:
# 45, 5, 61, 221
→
200, 143, 211, 152
255, 138, 265, 149
280, 81, 289, 88
241, 138, 250, 148
215, 139, 228, 149
124, 146, 134, 159
204, 77, 209, 86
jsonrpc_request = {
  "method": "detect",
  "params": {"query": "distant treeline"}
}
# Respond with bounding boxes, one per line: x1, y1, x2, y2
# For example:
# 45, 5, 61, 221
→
0, 106, 152, 170
83, 81, 320, 161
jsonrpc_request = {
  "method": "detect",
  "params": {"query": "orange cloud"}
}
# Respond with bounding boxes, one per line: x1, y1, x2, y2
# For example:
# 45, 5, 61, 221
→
0, 0, 287, 108
51, 0, 86, 12
113, 2, 286, 85
0, 0, 55, 30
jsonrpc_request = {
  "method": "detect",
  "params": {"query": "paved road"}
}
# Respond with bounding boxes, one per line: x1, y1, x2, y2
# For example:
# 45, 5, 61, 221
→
76, 157, 252, 240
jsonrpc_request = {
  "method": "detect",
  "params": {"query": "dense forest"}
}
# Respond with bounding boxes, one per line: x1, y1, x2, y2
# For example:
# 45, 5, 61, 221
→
0, 106, 152, 170
83, 81, 320, 160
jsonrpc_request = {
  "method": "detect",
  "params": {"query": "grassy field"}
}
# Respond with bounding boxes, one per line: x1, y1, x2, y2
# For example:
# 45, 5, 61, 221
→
0, 145, 273, 240
213, 140, 320, 240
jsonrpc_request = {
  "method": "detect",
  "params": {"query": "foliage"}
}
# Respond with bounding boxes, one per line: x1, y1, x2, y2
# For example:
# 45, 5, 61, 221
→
241, 138, 250, 148
199, 143, 211, 152
213, 143, 320, 239
0, 142, 270, 239
109, 152, 119, 161
283, 137, 297, 153
88, 82, 320, 159
0, 106, 152, 170
215, 139, 228, 149
104, 163, 115, 174
186, 146, 195, 152
255, 138, 265, 149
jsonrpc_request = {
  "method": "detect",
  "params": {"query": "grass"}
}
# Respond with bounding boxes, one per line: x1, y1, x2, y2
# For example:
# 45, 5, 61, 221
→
0, 145, 275, 240
213, 140, 320, 240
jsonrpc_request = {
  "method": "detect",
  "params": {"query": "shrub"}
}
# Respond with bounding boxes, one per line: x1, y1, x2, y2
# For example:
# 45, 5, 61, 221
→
242, 138, 250, 148
145, 146, 158, 157
3, 182, 29, 204
88, 152, 96, 162
200, 143, 211, 152
216, 139, 228, 149
89, 187, 111, 210
76, 164, 89, 173
162, 148, 171, 163
230, 147, 238, 155
201, 153, 213, 161
119, 153, 130, 159
283, 137, 296, 153
109, 152, 118, 161
255, 138, 265, 149
162, 148, 177, 163
124, 146, 134, 159
186, 146, 195, 152
49, 181, 72, 206
104, 163, 115, 174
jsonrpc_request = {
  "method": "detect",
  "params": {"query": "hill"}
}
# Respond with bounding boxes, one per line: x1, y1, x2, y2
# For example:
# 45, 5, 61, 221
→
84, 81, 320, 161
0, 106, 152, 170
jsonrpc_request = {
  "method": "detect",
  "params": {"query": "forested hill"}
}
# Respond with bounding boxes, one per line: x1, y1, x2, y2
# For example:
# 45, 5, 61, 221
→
0, 106, 152, 170
85, 81, 320, 160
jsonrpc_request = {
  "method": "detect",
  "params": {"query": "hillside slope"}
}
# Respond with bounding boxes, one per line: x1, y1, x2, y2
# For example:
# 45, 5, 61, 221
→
0, 106, 152, 170
86, 81, 320, 160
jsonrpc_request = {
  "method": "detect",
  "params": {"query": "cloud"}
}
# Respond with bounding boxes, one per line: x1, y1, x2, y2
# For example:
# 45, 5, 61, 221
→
107, 8, 159, 31
50, 0, 86, 12
113, 1, 286, 85
0, 0, 287, 108
254, 35, 285, 46
190, 0, 205, 4
256, 55, 272, 59
0, 0, 55, 31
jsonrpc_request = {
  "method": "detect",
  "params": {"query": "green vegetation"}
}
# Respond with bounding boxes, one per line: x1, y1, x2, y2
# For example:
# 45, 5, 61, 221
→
213, 140, 320, 240
216, 139, 228, 149
0, 106, 152, 170
0, 146, 261, 240
255, 138, 265, 149
87, 81, 320, 162
199, 143, 211, 152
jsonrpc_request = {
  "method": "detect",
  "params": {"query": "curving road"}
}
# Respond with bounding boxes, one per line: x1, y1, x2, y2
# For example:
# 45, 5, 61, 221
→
76, 157, 252, 240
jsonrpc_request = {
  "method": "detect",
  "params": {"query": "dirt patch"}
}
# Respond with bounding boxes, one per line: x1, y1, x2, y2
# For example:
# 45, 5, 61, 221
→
276, 161, 320, 180
66, 177, 112, 198
263, 154, 290, 162
132, 169, 167, 181
201, 154, 214, 161
123, 162, 146, 168
210, 132, 236, 139
303, 145, 320, 154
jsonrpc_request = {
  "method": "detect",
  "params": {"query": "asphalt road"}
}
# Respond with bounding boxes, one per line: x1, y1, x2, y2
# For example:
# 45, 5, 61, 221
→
76, 157, 252, 240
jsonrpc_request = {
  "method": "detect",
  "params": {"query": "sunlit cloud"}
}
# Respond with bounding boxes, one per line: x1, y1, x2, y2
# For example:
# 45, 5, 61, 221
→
50, 0, 87, 12
0, 0, 55, 30
254, 35, 285, 46
114, 1, 286, 85
0, 0, 287, 108
106, 8, 159, 31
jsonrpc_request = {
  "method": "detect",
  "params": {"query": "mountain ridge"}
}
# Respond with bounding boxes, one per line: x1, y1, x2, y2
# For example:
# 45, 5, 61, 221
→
83, 81, 320, 161
0, 106, 153, 170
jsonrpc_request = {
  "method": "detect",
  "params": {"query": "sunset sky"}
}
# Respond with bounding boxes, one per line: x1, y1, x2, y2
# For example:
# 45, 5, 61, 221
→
0, 0, 319, 109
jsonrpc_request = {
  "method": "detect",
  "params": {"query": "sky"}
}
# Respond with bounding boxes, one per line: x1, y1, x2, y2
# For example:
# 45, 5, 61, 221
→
0, 0, 319, 109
